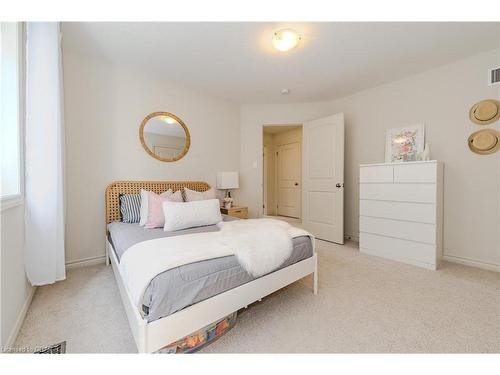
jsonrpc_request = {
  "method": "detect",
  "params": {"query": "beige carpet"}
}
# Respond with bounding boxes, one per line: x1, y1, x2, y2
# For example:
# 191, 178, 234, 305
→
14, 241, 499, 353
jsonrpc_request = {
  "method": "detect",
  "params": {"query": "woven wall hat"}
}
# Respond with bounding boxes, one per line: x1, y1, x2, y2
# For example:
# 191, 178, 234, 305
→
468, 129, 499, 155
469, 99, 500, 125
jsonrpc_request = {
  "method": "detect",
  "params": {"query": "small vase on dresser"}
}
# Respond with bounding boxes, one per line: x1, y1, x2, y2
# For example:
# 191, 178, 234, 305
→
359, 160, 443, 270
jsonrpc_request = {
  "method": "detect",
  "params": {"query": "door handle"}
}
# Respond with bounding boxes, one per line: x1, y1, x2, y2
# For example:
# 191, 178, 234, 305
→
336, 183, 343, 188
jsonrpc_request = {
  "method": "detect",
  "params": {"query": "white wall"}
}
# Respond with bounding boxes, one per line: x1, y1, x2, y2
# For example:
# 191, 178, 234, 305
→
0, 205, 34, 347
240, 49, 500, 269
63, 50, 241, 264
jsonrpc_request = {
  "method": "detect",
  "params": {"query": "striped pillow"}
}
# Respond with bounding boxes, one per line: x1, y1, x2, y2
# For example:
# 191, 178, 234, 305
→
119, 194, 141, 223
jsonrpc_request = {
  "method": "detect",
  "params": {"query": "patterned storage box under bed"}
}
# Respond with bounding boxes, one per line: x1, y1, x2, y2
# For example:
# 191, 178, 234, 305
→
156, 312, 237, 353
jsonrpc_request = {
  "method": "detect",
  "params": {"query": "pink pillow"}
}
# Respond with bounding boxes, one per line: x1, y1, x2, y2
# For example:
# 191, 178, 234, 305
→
144, 191, 180, 229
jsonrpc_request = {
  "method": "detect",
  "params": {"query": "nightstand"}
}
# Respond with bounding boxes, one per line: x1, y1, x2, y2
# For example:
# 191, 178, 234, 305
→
220, 206, 248, 219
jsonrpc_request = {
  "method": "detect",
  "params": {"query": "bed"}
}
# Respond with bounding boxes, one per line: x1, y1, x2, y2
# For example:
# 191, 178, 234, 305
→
105, 180, 318, 353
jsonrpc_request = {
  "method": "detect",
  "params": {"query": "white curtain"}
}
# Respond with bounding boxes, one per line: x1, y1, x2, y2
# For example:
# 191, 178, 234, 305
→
24, 22, 66, 285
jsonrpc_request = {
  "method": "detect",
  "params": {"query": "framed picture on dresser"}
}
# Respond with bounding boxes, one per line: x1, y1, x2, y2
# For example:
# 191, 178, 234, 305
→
385, 124, 425, 162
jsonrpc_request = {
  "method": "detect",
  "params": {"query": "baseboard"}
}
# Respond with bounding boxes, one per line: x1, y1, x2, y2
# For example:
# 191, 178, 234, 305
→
4, 286, 37, 350
65, 255, 106, 270
443, 255, 500, 272
347, 234, 497, 272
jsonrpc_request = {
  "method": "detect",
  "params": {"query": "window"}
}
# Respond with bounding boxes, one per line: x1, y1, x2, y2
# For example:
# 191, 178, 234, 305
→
0, 22, 23, 207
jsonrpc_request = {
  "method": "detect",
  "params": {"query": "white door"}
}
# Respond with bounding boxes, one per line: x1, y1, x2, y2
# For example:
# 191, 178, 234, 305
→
302, 113, 344, 243
277, 142, 301, 218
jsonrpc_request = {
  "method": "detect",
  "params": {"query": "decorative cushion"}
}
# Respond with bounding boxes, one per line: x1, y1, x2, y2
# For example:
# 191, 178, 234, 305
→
183, 187, 216, 202
119, 194, 141, 223
144, 190, 183, 229
139, 189, 182, 226
170, 190, 184, 202
163, 199, 222, 232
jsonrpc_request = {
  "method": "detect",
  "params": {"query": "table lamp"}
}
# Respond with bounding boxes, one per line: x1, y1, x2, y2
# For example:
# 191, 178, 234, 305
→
216, 172, 239, 199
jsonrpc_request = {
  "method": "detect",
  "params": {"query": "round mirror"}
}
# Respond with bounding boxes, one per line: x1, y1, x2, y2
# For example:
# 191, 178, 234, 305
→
139, 112, 190, 162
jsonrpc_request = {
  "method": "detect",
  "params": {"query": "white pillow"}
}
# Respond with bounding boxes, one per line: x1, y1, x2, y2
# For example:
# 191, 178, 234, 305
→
183, 187, 216, 202
169, 189, 184, 202
163, 199, 222, 232
139, 189, 183, 226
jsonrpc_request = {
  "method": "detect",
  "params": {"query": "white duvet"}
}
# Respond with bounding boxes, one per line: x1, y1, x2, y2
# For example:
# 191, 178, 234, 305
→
119, 218, 314, 309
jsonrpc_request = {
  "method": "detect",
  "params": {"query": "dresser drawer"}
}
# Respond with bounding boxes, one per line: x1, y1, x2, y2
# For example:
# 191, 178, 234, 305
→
360, 165, 393, 183
360, 232, 436, 266
360, 216, 436, 244
393, 162, 437, 183
359, 200, 436, 224
359, 183, 436, 203
221, 207, 248, 219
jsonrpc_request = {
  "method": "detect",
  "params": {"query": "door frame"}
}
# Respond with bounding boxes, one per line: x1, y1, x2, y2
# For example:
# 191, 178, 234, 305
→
260, 124, 302, 218
263, 145, 268, 215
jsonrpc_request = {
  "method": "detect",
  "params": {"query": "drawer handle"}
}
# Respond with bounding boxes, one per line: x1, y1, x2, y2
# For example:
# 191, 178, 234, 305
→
233, 210, 242, 213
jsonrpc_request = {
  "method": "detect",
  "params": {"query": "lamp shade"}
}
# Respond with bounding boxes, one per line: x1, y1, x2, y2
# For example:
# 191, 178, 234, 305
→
216, 172, 239, 189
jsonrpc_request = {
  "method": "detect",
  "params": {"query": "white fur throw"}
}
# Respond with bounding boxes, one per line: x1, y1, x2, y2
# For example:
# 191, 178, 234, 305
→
217, 219, 300, 277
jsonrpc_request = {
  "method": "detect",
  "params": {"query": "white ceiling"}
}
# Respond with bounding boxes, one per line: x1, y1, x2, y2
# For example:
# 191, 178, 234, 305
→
62, 22, 499, 104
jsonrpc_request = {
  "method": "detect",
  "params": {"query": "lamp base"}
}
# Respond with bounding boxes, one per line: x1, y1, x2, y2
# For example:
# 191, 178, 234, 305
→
223, 190, 234, 208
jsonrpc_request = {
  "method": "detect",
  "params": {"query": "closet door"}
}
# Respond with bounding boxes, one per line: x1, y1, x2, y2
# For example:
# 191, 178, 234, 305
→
277, 142, 301, 218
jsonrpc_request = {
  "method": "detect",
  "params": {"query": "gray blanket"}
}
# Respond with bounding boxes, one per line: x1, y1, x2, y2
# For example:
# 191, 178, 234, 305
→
107, 217, 313, 322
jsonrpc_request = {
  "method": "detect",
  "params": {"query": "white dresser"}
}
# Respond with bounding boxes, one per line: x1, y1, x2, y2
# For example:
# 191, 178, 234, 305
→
359, 161, 443, 270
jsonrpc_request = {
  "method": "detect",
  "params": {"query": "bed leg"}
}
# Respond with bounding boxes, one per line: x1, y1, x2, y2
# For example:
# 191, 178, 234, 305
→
313, 256, 318, 295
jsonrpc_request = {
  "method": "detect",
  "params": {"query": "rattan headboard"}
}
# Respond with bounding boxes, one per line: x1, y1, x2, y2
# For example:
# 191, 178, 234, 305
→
105, 180, 211, 226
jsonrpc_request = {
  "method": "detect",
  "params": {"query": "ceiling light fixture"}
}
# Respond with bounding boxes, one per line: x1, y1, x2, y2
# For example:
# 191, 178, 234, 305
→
281, 88, 291, 95
272, 29, 301, 52
163, 116, 176, 124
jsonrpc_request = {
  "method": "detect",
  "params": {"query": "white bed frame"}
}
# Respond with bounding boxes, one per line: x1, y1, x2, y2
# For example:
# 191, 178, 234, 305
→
104, 180, 317, 353
106, 238, 317, 353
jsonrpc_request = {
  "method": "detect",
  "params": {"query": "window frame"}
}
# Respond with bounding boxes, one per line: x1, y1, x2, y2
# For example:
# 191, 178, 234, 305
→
1, 22, 25, 211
